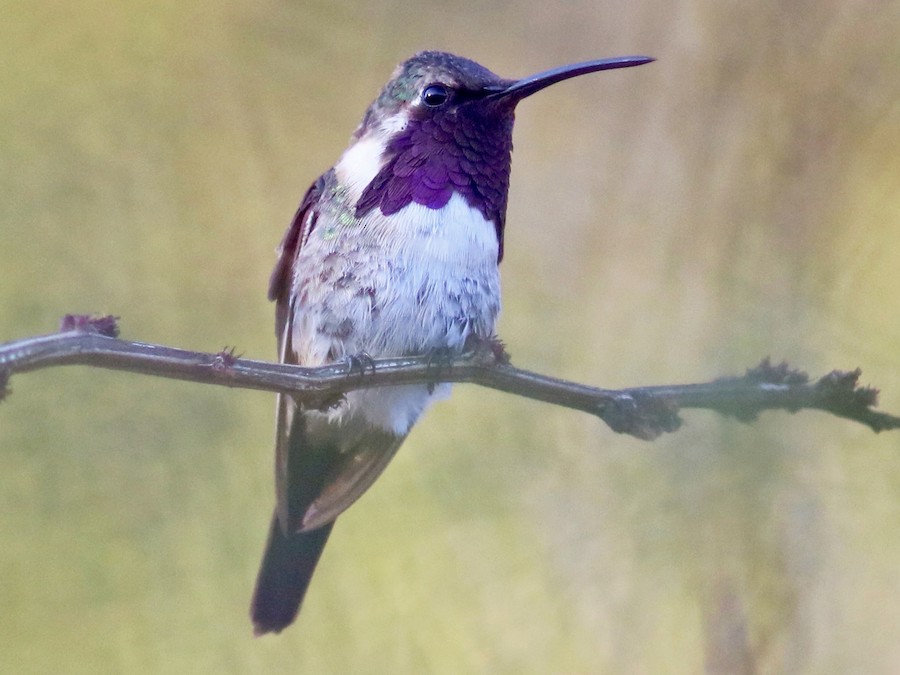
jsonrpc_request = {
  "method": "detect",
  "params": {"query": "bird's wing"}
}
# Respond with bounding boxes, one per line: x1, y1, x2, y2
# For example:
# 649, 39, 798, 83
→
268, 171, 331, 341
267, 171, 328, 533
268, 170, 409, 535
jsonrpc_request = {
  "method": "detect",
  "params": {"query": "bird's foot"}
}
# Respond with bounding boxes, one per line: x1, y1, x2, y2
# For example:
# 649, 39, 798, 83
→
464, 333, 511, 365
344, 351, 377, 379
424, 346, 456, 394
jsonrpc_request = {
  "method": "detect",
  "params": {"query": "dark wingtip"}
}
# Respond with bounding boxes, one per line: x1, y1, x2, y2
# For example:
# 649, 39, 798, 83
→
253, 619, 285, 638
253, 622, 279, 638
250, 514, 334, 636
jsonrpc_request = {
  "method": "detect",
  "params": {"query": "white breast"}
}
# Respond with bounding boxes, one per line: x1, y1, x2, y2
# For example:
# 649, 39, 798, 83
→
293, 130, 502, 435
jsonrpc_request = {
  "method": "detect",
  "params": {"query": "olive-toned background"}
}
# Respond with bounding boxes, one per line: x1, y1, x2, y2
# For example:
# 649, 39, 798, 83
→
2, 1, 899, 673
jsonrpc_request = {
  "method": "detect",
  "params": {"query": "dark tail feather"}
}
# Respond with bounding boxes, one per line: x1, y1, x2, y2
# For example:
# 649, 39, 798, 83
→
250, 512, 334, 635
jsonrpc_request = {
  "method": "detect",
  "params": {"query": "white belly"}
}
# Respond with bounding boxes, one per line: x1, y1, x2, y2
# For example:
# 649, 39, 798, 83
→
290, 193, 501, 434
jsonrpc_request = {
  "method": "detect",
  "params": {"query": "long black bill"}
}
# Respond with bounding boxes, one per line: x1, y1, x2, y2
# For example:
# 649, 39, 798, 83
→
488, 55, 654, 101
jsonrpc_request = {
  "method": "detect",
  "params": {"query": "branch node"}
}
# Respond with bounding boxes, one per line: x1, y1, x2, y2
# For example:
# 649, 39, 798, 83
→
599, 394, 682, 441
59, 314, 120, 338
743, 357, 808, 385
211, 346, 242, 373
719, 406, 762, 424
815, 368, 879, 410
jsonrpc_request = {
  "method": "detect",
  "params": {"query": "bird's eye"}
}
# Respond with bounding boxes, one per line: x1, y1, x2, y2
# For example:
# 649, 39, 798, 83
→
422, 84, 451, 107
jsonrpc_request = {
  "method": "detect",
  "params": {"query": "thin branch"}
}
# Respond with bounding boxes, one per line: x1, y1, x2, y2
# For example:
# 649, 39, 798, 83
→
1, 315, 898, 440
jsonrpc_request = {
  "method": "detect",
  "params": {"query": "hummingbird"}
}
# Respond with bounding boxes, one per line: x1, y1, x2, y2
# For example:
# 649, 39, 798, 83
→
250, 50, 653, 635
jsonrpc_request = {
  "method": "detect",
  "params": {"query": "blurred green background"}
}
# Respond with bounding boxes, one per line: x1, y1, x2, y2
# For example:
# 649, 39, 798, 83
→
2, 0, 899, 672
